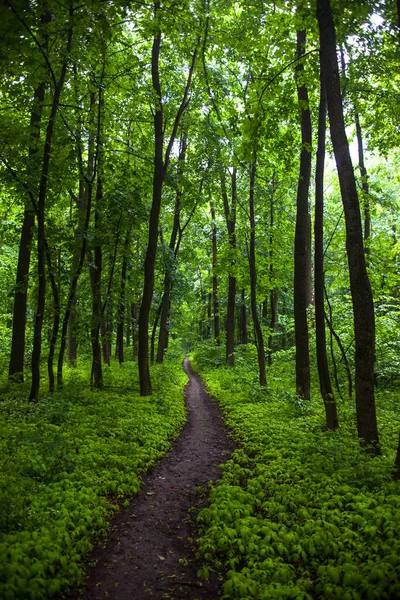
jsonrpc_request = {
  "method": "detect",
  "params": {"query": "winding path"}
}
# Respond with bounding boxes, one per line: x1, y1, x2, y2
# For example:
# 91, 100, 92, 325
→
74, 357, 235, 600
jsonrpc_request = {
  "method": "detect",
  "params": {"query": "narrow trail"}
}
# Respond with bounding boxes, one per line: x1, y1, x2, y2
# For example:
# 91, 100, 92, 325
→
74, 357, 236, 600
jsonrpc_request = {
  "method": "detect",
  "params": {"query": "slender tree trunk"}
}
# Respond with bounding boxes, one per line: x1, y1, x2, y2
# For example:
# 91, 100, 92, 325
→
267, 184, 278, 364
239, 288, 248, 344
249, 163, 266, 386
46, 240, 61, 393
57, 82, 103, 388
117, 232, 130, 365
211, 206, 220, 344
9, 81, 45, 382
138, 9, 196, 394
294, 28, 312, 400
151, 301, 163, 364
138, 25, 163, 395
315, 66, 338, 430
29, 12, 73, 402
393, 434, 400, 480
222, 168, 237, 365
355, 112, 371, 255
268, 289, 278, 365
317, 0, 379, 452
89, 174, 103, 389
132, 302, 138, 359
156, 136, 186, 363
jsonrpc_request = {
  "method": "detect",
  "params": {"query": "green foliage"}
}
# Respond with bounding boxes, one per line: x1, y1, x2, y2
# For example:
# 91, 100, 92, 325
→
0, 357, 187, 599
192, 343, 400, 600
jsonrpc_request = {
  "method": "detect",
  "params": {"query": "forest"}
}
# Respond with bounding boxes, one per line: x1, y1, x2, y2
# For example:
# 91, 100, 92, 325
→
0, 0, 400, 598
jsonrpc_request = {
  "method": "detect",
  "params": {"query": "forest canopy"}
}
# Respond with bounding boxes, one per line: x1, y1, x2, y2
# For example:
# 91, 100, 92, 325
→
0, 0, 400, 597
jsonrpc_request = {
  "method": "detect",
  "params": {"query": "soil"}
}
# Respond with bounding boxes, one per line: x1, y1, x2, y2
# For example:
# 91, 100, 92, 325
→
72, 357, 236, 600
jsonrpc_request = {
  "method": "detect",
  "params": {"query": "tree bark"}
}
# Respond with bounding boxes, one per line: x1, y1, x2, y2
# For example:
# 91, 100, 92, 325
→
294, 28, 312, 400
249, 163, 266, 386
317, 0, 379, 452
156, 136, 186, 363
315, 65, 338, 430
222, 168, 237, 365
9, 81, 45, 382
138, 8, 196, 395
117, 231, 130, 365
238, 289, 247, 344
355, 111, 370, 255
267, 184, 278, 364
89, 174, 103, 389
29, 10, 73, 402
211, 206, 220, 344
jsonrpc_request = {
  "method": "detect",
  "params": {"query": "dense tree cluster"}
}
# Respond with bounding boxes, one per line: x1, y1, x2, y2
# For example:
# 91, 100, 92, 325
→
0, 0, 399, 457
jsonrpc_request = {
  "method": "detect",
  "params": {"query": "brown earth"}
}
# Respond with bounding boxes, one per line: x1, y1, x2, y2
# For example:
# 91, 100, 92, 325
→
71, 357, 236, 600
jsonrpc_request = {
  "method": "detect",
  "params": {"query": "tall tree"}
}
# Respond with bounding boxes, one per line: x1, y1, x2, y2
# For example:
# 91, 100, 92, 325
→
315, 62, 338, 430
317, 0, 379, 452
30, 5, 74, 402
249, 162, 266, 386
221, 167, 237, 365
137, 2, 197, 395
293, 28, 312, 400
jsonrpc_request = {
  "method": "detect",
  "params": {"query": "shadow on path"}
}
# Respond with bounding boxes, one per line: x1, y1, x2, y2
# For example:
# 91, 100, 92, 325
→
73, 357, 236, 600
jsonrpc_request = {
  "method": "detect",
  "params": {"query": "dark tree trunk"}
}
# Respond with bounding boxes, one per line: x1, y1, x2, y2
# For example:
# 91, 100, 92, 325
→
29, 13, 73, 402
315, 65, 338, 430
89, 173, 104, 389
355, 112, 371, 255
317, 0, 379, 452
222, 168, 237, 365
151, 301, 163, 364
68, 304, 78, 366
268, 289, 278, 365
46, 240, 61, 393
267, 184, 278, 364
138, 10, 196, 395
132, 302, 138, 359
156, 136, 186, 363
9, 82, 46, 382
57, 79, 104, 388
294, 29, 312, 400
211, 206, 220, 344
249, 163, 266, 386
117, 232, 130, 365
239, 288, 248, 344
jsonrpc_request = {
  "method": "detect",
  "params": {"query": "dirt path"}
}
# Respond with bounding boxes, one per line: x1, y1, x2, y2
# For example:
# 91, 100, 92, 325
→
73, 357, 235, 600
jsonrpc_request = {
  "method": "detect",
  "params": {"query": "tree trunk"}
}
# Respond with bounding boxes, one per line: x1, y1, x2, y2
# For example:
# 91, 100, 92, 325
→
268, 289, 278, 365
117, 232, 130, 365
9, 82, 45, 382
239, 288, 248, 344
249, 163, 266, 386
315, 64, 338, 430
57, 82, 102, 388
317, 0, 379, 452
294, 28, 312, 400
355, 111, 371, 255
211, 206, 220, 344
132, 302, 138, 359
89, 172, 104, 389
138, 11, 196, 395
393, 433, 400, 480
151, 301, 163, 364
29, 12, 73, 402
267, 183, 278, 364
222, 167, 237, 365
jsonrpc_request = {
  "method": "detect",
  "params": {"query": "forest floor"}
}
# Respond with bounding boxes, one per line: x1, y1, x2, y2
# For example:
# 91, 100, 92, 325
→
71, 357, 235, 600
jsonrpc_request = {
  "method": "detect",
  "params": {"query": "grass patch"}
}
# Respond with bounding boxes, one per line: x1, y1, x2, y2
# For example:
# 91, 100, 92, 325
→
0, 356, 187, 599
192, 342, 400, 600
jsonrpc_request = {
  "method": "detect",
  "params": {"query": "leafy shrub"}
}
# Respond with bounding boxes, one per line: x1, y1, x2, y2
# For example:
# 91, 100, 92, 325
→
191, 345, 400, 600
0, 358, 187, 599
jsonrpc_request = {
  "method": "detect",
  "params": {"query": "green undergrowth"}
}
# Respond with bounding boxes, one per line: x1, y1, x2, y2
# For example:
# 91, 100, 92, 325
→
191, 342, 400, 600
0, 355, 187, 599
